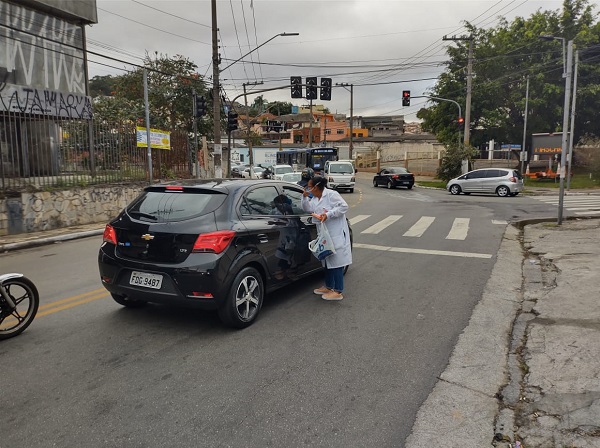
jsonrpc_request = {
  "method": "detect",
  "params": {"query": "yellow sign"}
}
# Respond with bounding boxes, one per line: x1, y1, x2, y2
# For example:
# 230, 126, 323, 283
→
136, 127, 171, 150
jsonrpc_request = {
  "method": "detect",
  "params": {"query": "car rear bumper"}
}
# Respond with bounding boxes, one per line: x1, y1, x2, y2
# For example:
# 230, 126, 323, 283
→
330, 182, 355, 189
98, 245, 230, 310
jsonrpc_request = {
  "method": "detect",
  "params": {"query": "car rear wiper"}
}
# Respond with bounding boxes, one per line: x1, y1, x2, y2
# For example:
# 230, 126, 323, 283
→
128, 211, 158, 221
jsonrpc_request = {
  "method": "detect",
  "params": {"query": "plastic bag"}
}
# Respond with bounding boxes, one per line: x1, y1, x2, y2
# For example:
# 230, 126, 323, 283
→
308, 222, 336, 261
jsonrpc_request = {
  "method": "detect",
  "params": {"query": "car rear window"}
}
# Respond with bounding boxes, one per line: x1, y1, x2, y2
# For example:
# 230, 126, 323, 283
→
126, 190, 227, 222
389, 167, 408, 174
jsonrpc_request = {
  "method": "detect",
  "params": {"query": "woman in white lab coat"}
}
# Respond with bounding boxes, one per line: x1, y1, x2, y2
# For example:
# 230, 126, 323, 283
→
301, 175, 352, 301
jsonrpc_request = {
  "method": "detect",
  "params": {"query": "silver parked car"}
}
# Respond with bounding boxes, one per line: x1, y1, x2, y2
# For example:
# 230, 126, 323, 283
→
446, 168, 524, 197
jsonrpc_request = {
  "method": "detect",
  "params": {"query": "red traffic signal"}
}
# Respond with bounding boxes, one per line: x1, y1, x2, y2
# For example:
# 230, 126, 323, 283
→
457, 117, 465, 126
402, 90, 410, 106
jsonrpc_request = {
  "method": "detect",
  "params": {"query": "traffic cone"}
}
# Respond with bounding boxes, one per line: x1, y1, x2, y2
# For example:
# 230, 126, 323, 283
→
525, 164, 530, 175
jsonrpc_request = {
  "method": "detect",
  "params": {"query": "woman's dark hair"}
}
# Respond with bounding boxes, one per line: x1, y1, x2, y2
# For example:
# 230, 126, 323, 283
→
310, 175, 327, 190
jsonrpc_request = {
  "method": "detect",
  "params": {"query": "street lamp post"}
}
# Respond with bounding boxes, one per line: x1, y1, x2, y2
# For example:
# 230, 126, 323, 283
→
541, 35, 574, 225
213, 31, 298, 177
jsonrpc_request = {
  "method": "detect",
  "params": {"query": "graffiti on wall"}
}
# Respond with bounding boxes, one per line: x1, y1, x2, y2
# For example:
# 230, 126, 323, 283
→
0, 1, 86, 94
0, 84, 92, 119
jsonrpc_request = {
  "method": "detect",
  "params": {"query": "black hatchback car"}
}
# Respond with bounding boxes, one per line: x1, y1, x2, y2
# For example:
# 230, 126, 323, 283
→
373, 167, 415, 189
98, 179, 346, 328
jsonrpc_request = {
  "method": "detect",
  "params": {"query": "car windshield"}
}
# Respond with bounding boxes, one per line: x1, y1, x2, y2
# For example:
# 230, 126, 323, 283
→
275, 166, 293, 175
282, 173, 301, 182
329, 163, 354, 174
127, 190, 226, 222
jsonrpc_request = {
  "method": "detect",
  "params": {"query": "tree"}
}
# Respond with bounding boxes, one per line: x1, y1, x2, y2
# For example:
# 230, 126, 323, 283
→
91, 53, 212, 137
419, 0, 600, 158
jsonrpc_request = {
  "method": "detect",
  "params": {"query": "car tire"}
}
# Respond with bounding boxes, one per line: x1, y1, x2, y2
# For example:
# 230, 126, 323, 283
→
349, 188, 354, 193
111, 293, 147, 308
218, 267, 264, 329
496, 186, 510, 197
387, 181, 394, 189
373, 179, 377, 188
407, 184, 413, 190
449, 184, 461, 195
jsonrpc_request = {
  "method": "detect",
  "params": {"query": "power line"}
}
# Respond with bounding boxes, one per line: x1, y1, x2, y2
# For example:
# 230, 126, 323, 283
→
129, 0, 211, 28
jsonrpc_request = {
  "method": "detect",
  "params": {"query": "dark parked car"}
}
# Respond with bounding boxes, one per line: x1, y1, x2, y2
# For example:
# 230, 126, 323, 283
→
98, 179, 351, 328
230, 164, 247, 178
373, 167, 415, 189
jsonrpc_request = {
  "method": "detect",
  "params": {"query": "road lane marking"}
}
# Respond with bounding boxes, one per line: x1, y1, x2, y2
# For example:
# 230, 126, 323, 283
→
36, 292, 109, 318
492, 220, 508, 225
361, 215, 402, 234
38, 288, 107, 311
353, 242, 492, 259
403, 216, 435, 237
446, 218, 470, 240
349, 215, 370, 226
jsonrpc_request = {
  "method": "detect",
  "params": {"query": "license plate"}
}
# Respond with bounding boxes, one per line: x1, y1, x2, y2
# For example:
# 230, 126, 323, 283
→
400, 181, 410, 185
129, 271, 163, 289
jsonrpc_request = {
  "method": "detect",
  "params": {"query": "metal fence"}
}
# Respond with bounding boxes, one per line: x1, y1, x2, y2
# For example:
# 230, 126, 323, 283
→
0, 113, 195, 194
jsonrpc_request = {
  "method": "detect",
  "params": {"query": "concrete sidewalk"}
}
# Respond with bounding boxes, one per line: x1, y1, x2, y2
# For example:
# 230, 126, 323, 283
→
407, 218, 600, 448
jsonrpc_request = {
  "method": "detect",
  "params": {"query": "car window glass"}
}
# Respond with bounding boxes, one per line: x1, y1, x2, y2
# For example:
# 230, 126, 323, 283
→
486, 169, 501, 178
282, 186, 307, 215
513, 170, 523, 179
127, 191, 226, 222
497, 169, 509, 177
470, 170, 486, 179
329, 163, 354, 174
240, 186, 280, 216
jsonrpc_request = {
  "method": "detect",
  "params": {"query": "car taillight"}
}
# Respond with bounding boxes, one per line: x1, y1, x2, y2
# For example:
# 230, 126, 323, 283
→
392, 175, 399, 179
165, 185, 184, 191
192, 230, 236, 254
103, 224, 117, 245
509, 176, 516, 183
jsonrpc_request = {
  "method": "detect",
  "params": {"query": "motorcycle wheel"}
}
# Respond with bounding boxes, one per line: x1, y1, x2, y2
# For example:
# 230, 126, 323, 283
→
0, 277, 40, 340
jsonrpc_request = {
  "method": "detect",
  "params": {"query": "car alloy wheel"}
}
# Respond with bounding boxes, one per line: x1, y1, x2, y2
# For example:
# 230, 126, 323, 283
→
496, 186, 510, 197
387, 181, 394, 189
449, 184, 461, 195
218, 267, 264, 328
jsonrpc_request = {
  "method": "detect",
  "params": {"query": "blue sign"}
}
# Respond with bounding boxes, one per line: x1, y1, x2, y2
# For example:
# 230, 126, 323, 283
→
500, 144, 521, 150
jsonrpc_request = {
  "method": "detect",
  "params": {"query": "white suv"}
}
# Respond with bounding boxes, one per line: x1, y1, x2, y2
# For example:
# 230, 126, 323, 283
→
324, 161, 356, 193
267, 164, 294, 180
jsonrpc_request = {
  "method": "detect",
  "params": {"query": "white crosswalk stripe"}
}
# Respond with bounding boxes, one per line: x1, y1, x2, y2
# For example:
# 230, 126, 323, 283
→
535, 195, 600, 215
361, 215, 402, 234
446, 218, 470, 240
403, 216, 435, 237
349, 215, 507, 240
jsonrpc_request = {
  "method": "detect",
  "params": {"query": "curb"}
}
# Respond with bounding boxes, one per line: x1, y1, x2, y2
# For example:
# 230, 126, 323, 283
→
0, 229, 104, 253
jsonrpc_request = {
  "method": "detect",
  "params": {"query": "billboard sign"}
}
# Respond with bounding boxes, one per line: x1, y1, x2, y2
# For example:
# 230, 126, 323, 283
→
532, 133, 562, 155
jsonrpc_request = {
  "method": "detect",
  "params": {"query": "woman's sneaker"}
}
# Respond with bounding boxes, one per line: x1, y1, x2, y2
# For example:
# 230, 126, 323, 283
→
322, 291, 344, 301
313, 286, 331, 295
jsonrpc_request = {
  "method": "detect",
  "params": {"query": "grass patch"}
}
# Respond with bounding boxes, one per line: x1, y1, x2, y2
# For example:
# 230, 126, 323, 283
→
416, 180, 447, 189
524, 173, 600, 189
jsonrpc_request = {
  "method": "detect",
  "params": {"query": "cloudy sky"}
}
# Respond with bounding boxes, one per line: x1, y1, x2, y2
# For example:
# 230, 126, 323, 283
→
87, 0, 565, 121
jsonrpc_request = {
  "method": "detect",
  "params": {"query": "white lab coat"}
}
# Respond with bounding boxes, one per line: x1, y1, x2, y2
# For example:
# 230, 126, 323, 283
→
301, 188, 352, 269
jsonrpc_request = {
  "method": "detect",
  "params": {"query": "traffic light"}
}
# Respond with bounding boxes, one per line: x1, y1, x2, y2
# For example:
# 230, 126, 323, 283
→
306, 77, 317, 100
194, 95, 207, 117
320, 77, 332, 101
457, 117, 465, 127
227, 111, 238, 133
290, 76, 302, 99
402, 90, 410, 106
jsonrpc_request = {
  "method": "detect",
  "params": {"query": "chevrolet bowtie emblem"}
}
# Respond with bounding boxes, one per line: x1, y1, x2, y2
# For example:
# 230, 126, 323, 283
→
141, 234, 155, 241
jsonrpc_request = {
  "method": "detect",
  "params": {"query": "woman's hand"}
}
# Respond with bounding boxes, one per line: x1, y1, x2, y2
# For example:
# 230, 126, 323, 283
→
312, 213, 327, 222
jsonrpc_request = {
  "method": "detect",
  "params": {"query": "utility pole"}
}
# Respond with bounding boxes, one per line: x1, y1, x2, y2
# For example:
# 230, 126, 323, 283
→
336, 82, 354, 159
521, 75, 530, 175
243, 81, 263, 175
308, 98, 313, 147
211, 0, 221, 178
443, 35, 473, 173
567, 50, 579, 190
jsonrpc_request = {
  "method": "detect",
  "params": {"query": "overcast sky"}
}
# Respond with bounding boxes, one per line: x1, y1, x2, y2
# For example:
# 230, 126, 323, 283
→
87, 0, 565, 121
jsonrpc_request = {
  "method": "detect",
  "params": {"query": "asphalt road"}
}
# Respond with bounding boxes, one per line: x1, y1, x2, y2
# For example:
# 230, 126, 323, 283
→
0, 178, 559, 448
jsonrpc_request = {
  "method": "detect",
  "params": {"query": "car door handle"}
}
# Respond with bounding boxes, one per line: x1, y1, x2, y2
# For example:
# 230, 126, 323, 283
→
257, 234, 269, 244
